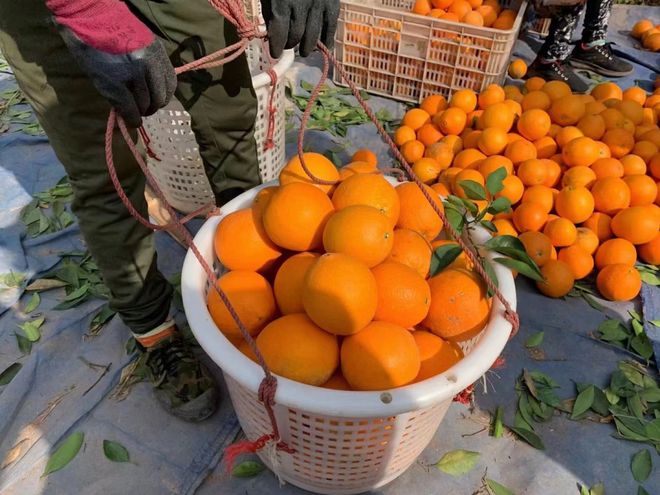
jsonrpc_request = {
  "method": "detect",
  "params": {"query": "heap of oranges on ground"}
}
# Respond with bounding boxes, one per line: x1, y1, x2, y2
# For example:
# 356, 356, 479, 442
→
412, 0, 518, 30
206, 151, 495, 392
394, 76, 660, 303
631, 19, 660, 53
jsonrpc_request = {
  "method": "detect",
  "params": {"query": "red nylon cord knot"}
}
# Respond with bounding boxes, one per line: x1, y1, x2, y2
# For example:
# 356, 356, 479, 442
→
258, 374, 277, 406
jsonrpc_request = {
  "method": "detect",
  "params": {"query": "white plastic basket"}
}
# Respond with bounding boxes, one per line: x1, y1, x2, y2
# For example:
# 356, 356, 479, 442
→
182, 178, 516, 494
141, 43, 294, 213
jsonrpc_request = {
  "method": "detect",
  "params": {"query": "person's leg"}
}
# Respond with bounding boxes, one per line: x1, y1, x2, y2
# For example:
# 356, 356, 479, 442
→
0, 0, 217, 420
568, 0, 633, 76
127, 0, 261, 205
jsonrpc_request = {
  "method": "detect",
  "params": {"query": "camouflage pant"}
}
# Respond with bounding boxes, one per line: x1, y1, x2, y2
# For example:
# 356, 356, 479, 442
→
538, 0, 613, 61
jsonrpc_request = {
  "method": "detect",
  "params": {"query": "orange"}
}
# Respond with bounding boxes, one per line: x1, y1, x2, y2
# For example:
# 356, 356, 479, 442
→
441, 134, 464, 154
493, 218, 518, 237
623, 174, 658, 206
517, 159, 548, 186
441, 11, 459, 21
424, 268, 491, 341
401, 139, 426, 163
562, 136, 600, 168
555, 186, 595, 223
462, 10, 485, 26
492, 11, 514, 29
453, 169, 485, 198
577, 114, 606, 140
517, 109, 552, 141
591, 157, 625, 179
396, 182, 445, 240
574, 227, 600, 255
478, 86, 506, 109
591, 82, 623, 101
481, 102, 515, 131
403, 108, 431, 131
602, 128, 635, 158
256, 314, 338, 386
595, 140, 613, 159
644, 33, 660, 51
508, 59, 528, 79
543, 159, 562, 187
321, 371, 351, 390
323, 205, 394, 267
416, 123, 443, 147
617, 100, 644, 126
543, 80, 572, 101
591, 177, 631, 214
525, 76, 546, 92
303, 253, 378, 335
431, 0, 453, 9
641, 129, 660, 147
521, 90, 551, 112
450, 88, 478, 113
263, 182, 334, 251
420, 94, 448, 116
280, 152, 339, 194
534, 136, 557, 159
273, 252, 319, 314
594, 238, 637, 269
338, 161, 378, 180
549, 95, 586, 126
412, 0, 432, 15
558, 245, 594, 279
352, 149, 378, 166
583, 212, 613, 241
555, 126, 584, 148
424, 142, 455, 170
585, 100, 607, 115
623, 86, 647, 106
214, 207, 282, 272
479, 155, 513, 177
431, 181, 450, 197
341, 321, 420, 391
467, 110, 484, 129
651, 153, 660, 179
596, 264, 642, 301
435, 107, 468, 135
478, 127, 509, 155
503, 99, 523, 118
395, 125, 417, 146
454, 148, 487, 169
388, 228, 432, 278
463, 129, 483, 150
621, 154, 648, 176
505, 138, 537, 164
504, 86, 524, 102
543, 217, 578, 247
207, 271, 277, 340
638, 233, 660, 265
477, 4, 498, 26
536, 260, 575, 298
332, 172, 400, 226
449, 0, 473, 20
632, 19, 654, 39
519, 231, 553, 266
601, 108, 626, 129
413, 157, 442, 184
611, 206, 660, 244
562, 166, 597, 188
513, 202, 548, 232
413, 330, 464, 382
632, 140, 659, 163
372, 261, 431, 327
439, 167, 463, 187
251, 186, 278, 220
496, 175, 525, 204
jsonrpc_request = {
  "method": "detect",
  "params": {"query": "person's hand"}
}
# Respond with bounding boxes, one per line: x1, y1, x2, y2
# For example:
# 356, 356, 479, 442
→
261, 0, 340, 58
46, 0, 177, 128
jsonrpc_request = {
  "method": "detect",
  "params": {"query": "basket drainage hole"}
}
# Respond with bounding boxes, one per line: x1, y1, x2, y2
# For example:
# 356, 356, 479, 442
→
380, 392, 392, 404
447, 374, 457, 383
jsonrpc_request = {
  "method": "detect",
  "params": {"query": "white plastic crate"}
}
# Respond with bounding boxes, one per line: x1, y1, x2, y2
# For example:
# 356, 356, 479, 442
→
334, 0, 528, 103
529, 17, 552, 37
181, 179, 517, 495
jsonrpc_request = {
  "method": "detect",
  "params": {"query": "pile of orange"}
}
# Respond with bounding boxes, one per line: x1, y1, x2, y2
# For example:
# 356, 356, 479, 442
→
395, 79, 660, 302
208, 151, 490, 391
412, 0, 517, 29
631, 19, 660, 52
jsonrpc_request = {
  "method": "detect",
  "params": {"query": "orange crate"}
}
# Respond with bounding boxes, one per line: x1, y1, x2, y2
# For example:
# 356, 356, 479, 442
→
334, 0, 528, 103
529, 17, 552, 37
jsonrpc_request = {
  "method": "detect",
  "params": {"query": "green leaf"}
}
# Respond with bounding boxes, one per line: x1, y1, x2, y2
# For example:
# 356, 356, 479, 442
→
0, 271, 25, 288
579, 484, 590, 495
590, 482, 605, 495
24, 293, 40, 313
494, 257, 544, 282
631, 449, 652, 482
572, 385, 595, 419
641, 388, 660, 403
435, 449, 480, 476
638, 486, 650, 495
485, 478, 515, 495
103, 440, 130, 463
591, 387, 610, 416
457, 180, 487, 200
649, 320, 660, 327
492, 405, 504, 438
481, 220, 498, 233
646, 418, 660, 441
630, 335, 653, 360
629, 394, 646, 419
64, 283, 90, 302
639, 270, 660, 286
42, 431, 84, 476
597, 319, 630, 342
25, 278, 68, 291
15, 332, 32, 354
444, 204, 465, 234
619, 362, 645, 387
486, 167, 508, 195
517, 395, 535, 430
89, 305, 116, 334
487, 196, 512, 215
508, 425, 545, 450
0, 362, 22, 386
484, 236, 542, 280
481, 258, 499, 297
232, 460, 266, 478
525, 331, 544, 348
429, 244, 463, 277
18, 316, 45, 342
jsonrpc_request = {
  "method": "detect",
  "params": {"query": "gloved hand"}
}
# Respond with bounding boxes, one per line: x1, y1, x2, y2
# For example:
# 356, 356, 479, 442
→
261, 0, 340, 58
46, 0, 177, 128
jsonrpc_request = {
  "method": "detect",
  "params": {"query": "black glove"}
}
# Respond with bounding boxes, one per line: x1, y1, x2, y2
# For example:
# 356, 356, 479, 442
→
261, 0, 340, 58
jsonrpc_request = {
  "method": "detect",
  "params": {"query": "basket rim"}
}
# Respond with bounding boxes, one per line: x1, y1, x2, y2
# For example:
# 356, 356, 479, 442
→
181, 179, 517, 418
251, 47, 295, 90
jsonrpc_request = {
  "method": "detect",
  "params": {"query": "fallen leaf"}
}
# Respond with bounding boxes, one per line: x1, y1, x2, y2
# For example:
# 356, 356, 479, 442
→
0, 362, 22, 386
24, 293, 40, 313
486, 478, 515, 495
103, 440, 130, 463
631, 449, 652, 483
435, 449, 480, 477
232, 460, 265, 478
508, 425, 545, 450
42, 431, 84, 476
